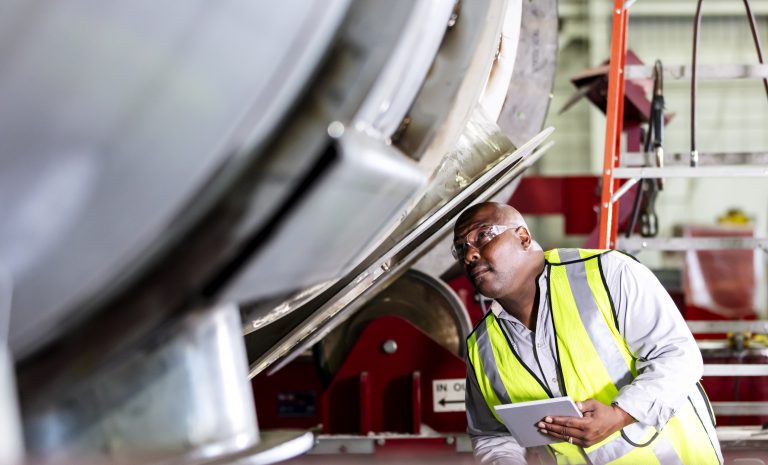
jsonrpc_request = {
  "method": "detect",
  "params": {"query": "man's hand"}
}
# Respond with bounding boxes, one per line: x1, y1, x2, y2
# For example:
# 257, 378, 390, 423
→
536, 399, 635, 447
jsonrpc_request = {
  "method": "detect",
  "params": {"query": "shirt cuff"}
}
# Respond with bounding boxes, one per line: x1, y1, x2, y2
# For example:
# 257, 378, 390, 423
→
613, 384, 676, 431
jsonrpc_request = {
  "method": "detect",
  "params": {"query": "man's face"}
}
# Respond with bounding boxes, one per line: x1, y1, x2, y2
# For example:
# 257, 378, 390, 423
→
453, 206, 528, 299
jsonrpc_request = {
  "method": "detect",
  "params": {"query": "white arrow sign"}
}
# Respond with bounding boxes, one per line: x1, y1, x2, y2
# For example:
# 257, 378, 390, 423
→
432, 378, 466, 412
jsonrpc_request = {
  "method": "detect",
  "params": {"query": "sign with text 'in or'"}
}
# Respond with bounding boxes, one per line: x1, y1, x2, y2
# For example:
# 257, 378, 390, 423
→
432, 378, 466, 412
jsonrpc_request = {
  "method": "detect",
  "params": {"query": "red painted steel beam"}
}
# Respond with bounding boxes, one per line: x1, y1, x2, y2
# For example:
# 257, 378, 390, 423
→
412, 371, 422, 434
359, 371, 372, 434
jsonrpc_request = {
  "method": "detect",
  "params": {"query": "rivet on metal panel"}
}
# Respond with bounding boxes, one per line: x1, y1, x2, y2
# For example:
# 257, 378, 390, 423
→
447, 1, 460, 29
327, 121, 345, 139
391, 116, 412, 145
382, 340, 398, 354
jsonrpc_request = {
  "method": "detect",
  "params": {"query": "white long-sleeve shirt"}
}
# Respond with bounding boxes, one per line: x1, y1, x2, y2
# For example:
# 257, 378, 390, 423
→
466, 251, 706, 465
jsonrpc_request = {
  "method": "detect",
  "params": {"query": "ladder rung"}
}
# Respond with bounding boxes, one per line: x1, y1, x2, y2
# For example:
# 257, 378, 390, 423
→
613, 166, 768, 178
622, 152, 768, 167
712, 402, 768, 416
704, 364, 768, 376
626, 64, 768, 81
689, 320, 768, 334
618, 237, 768, 251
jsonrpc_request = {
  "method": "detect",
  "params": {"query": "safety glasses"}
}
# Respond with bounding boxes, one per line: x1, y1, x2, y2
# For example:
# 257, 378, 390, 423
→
451, 224, 519, 260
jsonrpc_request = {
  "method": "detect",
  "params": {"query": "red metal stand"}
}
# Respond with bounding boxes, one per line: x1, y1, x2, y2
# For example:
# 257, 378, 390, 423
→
598, 0, 629, 249
359, 371, 372, 434
411, 371, 422, 434
320, 316, 467, 434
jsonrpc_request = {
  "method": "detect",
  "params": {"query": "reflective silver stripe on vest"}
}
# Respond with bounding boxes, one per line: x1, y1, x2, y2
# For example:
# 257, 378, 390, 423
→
532, 445, 558, 465
688, 393, 724, 464
586, 422, 644, 465
475, 318, 512, 405
652, 434, 685, 465
557, 249, 633, 390
586, 422, 683, 465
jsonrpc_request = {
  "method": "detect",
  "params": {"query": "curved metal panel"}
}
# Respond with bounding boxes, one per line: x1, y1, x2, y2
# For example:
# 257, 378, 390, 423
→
0, 0, 352, 358
315, 269, 471, 378
250, 127, 555, 377
497, 0, 559, 147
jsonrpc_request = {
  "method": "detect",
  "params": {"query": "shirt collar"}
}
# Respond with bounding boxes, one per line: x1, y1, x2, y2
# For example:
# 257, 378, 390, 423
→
490, 300, 504, 318
490, 300, 526, 327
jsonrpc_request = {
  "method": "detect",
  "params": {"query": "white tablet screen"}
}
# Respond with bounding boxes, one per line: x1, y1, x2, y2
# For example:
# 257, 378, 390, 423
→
493, 397, 583, 448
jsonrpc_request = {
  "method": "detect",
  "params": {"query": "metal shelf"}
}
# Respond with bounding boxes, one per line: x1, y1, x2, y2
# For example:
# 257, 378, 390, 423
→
704, 364, 768, 376
626, 64, 768, 81
716, 426, 768, 444
613, 165, 768, 178
621, 151, 768, 167
712, 402, 768, 416
618, 237, 768, 251
596, 0, 768, 254
689, 320, 768, 334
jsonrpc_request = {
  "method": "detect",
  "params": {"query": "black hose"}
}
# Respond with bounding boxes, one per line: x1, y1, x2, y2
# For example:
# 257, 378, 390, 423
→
691, 0, 704, 166
627, 61, 664, 239
692, 0, 768, 165
625, 179, 645, 238
741, 0, 768, 102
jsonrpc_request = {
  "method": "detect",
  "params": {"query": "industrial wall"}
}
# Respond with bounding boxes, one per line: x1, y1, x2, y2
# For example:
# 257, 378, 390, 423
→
529, 0, 768, 315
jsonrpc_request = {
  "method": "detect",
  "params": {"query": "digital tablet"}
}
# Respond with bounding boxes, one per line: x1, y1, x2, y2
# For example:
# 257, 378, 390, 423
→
493, 397, 583, 447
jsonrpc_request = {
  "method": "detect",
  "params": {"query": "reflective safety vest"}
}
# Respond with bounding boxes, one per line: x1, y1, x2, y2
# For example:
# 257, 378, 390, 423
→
467, 249, 722, 465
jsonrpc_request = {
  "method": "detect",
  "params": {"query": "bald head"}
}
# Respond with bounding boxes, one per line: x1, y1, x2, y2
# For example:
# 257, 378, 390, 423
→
454, 202, 528, 235
452, 202, 543, 303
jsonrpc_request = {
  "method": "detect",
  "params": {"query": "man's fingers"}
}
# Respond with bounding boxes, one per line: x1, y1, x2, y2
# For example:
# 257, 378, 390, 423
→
540, 416, 588, 430
536, 420, 585, 435
537, 426, 586, 447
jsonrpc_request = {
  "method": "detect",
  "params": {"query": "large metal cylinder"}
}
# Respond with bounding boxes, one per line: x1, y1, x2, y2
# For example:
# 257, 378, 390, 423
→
21, 304, 258, 463
0, 0, 558, 462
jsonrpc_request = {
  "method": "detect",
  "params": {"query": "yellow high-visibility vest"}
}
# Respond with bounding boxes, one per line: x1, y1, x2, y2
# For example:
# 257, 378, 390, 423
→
467, 249, 721, 465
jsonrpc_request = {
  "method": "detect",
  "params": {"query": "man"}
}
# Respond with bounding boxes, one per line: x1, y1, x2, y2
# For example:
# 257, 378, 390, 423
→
456, 202, 721, 465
